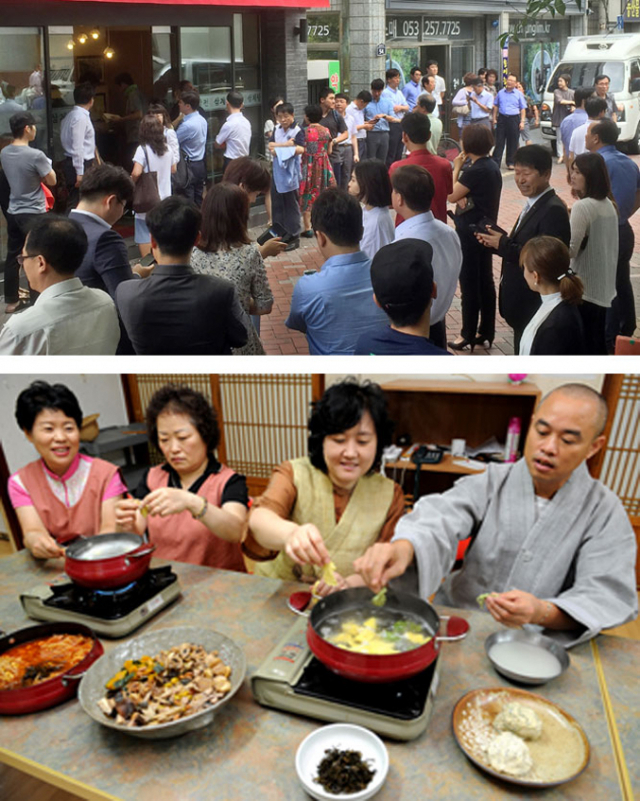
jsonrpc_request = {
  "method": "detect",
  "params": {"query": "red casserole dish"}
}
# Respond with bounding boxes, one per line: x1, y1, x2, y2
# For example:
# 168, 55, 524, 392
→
64, 532, 155, 589
0, 621, 103, 715
307, 587, 469, 683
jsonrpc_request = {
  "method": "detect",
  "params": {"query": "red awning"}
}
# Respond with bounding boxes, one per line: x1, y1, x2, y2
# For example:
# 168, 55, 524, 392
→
51, 0, 329, 6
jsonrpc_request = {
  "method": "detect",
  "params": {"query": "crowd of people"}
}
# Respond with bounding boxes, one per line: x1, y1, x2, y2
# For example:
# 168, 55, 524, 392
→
0, 65, 637, 355
10, 377, 637, 645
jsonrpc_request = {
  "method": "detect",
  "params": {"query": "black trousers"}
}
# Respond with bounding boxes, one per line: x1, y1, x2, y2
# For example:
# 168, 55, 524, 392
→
63, 157, 95, 211
386, 123, 404, 167
606, 221, 636, 350
366, 131, 389, 163
493, 115, 520, 168
270, 182, 301, 237
4, 211, 41, 303
458, 225, 496, 342
430, 319, 447, 351
357, 138, 368, 161
185, 159, 207, 208
329, 151, 342, 188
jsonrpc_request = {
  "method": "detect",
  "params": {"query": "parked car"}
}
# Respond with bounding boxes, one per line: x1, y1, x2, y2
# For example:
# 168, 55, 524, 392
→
540, 33, 640, 153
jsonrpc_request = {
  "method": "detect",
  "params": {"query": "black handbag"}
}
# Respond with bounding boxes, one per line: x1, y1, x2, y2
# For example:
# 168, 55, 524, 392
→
132, 146, 160, 213
172, 150, 192, 194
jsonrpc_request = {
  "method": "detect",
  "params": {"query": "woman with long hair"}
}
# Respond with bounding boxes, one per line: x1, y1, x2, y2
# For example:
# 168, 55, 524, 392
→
131, 113, 176, 257
191, 181, 273, 355
148, 102, 179, 165
447, 123, 502, 351
299, 103, 336, 237
223, 156, 287, 259
552, 74, 574, 163
519, 236, 586, 355
569, 152, 618, 354
348, 158, 394, 260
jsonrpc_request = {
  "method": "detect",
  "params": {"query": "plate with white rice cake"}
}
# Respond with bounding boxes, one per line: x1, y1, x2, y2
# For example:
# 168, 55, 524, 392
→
452, 688, 590, 787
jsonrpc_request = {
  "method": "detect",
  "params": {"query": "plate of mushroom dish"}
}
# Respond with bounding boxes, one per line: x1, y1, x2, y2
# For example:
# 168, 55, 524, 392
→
78, 626, 246, 739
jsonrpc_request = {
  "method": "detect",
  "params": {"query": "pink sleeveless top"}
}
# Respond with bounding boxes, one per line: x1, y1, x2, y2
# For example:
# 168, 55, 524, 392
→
17, 458, 121, 544
146, 464, 246, 572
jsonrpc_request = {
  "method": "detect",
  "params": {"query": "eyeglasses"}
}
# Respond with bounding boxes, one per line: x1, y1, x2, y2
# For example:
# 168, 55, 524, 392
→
17, 254, 39, 267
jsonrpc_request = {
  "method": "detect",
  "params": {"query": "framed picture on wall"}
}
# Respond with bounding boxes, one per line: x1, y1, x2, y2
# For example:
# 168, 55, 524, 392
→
76, 56, 104, 85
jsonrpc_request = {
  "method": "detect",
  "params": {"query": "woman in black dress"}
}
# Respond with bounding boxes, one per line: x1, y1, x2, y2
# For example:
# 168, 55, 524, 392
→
447, 123, 503, 351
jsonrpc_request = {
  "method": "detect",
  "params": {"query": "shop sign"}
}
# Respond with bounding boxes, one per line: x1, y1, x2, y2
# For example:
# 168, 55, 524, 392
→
328, 60, 340, 92
307, 13, 340, 44
624, 0, 640, 21
200, 89, 261, 110
55, 0, 330, 6
386, 16, 473, 41
508, 19, 564, 39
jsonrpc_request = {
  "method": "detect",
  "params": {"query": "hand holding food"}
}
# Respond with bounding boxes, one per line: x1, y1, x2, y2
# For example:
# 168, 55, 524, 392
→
284, 523, 330, 567
353, 540, 414, 593
485, 589, 545, 627
140, 487, 195, 518
24, 530, 64, 560
114, 496, 145, 532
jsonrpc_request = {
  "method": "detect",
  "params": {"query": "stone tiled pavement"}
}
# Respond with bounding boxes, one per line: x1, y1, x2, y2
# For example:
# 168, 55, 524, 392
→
257, 158, 640, 356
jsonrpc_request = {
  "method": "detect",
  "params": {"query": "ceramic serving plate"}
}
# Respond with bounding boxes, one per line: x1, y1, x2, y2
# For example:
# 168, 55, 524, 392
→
452, 687, 590, 788
78, 626, 246, 739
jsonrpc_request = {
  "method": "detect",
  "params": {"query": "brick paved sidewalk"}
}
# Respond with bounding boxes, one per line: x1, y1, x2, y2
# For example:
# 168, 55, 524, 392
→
257, 159, 640, 356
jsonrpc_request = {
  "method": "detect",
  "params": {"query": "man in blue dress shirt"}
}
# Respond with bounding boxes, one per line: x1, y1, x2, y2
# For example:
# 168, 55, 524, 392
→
286, 188, 386, 355
365, 79, 398, 164
382, 68, 409, 166
402, 66, 423, 111
560, 86, 593, 181
60, 82, 97, 210
586, 118, 639, 349
492, 74, 527, 169
176, 89, 208, 206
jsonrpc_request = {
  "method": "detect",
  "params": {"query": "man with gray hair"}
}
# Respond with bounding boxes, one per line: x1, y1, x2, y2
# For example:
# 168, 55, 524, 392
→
354, 384, 637, 647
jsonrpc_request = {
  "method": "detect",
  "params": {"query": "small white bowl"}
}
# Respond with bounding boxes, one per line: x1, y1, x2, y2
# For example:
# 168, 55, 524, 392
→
295, 723, 389, 801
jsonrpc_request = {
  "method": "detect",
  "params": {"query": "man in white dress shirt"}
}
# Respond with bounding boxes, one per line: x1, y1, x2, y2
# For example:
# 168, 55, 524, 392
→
60, 82, 97, 210
391, 164, 462, 350
215, 91, 252, 172
0, 215, 119, 355
425, 60, 446, 116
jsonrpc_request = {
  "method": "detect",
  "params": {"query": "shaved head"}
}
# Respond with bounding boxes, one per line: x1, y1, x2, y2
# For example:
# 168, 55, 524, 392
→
538, 384, 608, 437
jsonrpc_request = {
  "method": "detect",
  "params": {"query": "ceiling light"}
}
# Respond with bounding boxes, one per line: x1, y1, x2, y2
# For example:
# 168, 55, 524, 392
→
90, 29, 100, 40
66, 39, 75, 50
103, 46, 115, 59
78, 32, 88, 44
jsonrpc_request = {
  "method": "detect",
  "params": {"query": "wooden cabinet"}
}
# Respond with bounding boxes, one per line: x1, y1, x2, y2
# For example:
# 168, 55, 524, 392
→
380, 379, 542, 497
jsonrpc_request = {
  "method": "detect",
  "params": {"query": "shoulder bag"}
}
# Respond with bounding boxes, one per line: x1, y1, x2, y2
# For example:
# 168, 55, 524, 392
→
132, 146, 161, 213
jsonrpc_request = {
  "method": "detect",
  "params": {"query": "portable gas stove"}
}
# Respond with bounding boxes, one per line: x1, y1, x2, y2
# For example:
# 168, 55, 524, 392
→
20, 565, 182, 638
251, 615, 439, 740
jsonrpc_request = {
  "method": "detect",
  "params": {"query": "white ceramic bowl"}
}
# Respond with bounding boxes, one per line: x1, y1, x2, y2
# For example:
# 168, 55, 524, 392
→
295, 723, 389, 801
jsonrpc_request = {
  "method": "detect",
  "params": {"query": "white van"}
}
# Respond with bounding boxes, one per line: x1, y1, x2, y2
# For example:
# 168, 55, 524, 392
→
540, 33, 640, 152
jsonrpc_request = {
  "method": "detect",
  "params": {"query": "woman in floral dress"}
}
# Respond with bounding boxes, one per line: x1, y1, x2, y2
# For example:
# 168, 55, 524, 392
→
299, 103, 336, 236
191, 182, 273, 356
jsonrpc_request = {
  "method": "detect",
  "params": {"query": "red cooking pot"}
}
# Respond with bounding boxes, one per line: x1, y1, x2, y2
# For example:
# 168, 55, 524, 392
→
307, 587, 469, 683
0, 621, 104, 715
64, 532, 155, 589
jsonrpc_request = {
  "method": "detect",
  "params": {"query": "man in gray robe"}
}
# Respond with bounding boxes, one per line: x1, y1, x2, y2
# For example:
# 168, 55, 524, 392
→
355, 384, 637, 647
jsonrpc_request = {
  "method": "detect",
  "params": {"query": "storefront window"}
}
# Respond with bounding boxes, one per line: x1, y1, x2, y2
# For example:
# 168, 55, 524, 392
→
450, 45, 475, 93
0, 26, 48, 265
234, 13, 261, 158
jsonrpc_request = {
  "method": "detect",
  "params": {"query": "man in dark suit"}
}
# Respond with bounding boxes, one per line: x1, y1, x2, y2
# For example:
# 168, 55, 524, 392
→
115, 196, 250, 355
477, 145, 570, 352
70, 164, 147, 297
